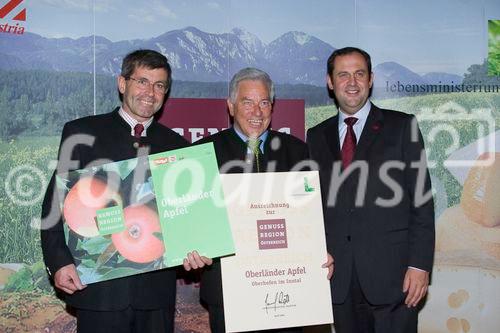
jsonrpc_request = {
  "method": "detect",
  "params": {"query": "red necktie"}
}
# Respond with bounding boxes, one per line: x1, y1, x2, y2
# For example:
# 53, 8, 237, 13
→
134, 123, 144, 139
341, 117, 358, 168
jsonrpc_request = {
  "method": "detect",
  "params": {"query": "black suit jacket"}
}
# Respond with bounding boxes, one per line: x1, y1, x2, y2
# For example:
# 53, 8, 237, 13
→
307, 103, 435, 305
198, 128, 308, 306
41, 108, 188, 311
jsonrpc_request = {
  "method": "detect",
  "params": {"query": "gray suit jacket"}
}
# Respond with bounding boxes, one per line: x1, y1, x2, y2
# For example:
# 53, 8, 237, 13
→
307, 103, 435, 305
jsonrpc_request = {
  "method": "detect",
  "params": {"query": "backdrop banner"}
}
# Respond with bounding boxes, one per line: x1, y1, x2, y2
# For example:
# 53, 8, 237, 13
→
0, 0, 499, 332
159, 98, 306, 142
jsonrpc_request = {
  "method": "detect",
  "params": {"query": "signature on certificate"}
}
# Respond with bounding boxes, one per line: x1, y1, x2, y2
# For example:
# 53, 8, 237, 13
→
263, 291, 291, 314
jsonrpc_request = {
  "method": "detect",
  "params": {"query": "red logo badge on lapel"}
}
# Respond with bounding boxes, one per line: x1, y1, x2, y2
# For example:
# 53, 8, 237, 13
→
371, 122, 382, 132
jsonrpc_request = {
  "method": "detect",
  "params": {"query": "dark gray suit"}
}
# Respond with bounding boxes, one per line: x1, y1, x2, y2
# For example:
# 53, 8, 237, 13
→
307, 104, 435, 332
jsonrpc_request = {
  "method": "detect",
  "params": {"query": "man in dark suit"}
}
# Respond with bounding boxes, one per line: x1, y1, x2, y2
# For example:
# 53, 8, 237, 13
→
194, 67, 333, 333
307, 47, 435, 333
40, 49, 210, 333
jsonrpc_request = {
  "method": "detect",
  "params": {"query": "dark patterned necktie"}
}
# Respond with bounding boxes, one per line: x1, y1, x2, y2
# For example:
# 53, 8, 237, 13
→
134, 123, 144, 139
341, 117, 358, 168
247, 138, 262, 172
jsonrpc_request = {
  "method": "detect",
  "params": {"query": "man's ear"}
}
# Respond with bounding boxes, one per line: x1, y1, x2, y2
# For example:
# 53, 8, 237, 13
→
118, 76, 126, 94
326, 74, 334, 90
227, 98, 235, 117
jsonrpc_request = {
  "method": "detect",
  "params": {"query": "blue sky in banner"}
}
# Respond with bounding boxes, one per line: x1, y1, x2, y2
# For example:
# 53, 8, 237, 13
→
28, 0, 500, 75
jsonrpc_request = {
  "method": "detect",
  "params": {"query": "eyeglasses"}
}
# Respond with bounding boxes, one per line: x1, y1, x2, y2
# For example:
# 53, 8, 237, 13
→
127, 77, 169, 94
240, 99, 272, 111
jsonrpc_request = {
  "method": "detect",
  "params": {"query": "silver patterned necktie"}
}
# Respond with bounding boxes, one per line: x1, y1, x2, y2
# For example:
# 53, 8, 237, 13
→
246, 138, 262, 172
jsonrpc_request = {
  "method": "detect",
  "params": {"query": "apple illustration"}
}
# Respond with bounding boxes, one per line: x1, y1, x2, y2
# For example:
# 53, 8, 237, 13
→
63, 176, 122, 237
111, 204, 165, 263
461, 152, 500, 227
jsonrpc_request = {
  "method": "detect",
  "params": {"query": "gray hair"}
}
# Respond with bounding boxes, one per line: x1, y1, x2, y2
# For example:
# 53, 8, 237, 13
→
228, 68, 275, 103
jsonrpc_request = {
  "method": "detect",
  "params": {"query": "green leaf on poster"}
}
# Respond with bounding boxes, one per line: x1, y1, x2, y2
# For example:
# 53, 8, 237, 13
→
96, 243, 118, 268
116, 254, 126, 264
80, 259, 97, 269
80, 236, 112, 255
119, 158, 138, 179
63, 223, 69, 246
153, 232, 163, 242
153, 259, 166, 269
100, 267, 143, 281
55, 176, 69, 191
77, 266, 103, 283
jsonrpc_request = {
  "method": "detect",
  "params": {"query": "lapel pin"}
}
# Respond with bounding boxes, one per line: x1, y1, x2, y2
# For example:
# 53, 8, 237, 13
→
372, 122, 381, 132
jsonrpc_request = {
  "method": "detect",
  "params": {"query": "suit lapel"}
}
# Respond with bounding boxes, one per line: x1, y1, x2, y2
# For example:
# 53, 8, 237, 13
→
226, 128, 248, 161
323, 115, 342, 162
264, 131, 277, 159
354, 104, 384, 162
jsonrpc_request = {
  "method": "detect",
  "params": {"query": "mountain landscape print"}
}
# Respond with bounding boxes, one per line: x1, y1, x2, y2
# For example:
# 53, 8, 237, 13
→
0, 26, 463, 87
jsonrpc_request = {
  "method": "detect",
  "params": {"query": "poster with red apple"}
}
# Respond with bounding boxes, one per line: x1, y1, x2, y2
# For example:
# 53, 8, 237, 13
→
56, 143, 234, 284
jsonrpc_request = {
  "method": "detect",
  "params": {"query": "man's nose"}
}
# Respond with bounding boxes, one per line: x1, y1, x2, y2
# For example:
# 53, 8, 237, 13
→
253, 104, 264, 115
347, 74, 357, 84
146, 83, 155, 95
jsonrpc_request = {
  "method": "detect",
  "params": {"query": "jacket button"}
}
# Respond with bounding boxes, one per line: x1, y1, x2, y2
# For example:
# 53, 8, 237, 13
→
346, 235, 351, 242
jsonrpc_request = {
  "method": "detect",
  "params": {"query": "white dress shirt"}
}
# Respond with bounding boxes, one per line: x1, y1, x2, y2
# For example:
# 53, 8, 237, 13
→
338, 100, 371, 147
118, 107, 153, 137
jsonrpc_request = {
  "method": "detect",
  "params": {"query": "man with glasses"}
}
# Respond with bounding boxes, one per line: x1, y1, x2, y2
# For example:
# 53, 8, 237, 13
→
41, 49, 210, 333
194, 67, 333, 333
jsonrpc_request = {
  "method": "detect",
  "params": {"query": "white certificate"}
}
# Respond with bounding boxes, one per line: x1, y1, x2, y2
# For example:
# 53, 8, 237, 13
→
220, 171, 333, 332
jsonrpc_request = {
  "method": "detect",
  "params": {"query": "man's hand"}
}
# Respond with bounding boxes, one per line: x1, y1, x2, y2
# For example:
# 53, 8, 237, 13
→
54, 264, 86, 294
321, 253, 334, 280
403, 268, 429, 307
183, 250, 213, 271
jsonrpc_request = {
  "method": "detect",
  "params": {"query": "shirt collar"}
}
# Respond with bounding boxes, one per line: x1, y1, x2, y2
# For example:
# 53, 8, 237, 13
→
232, 125, 269, 153
338, 100, 371, 124
118, 107, 153, 137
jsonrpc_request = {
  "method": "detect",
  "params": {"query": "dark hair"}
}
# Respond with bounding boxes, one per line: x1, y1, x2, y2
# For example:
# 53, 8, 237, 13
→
120, 49, 172, 90
326, 47, 372, 75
